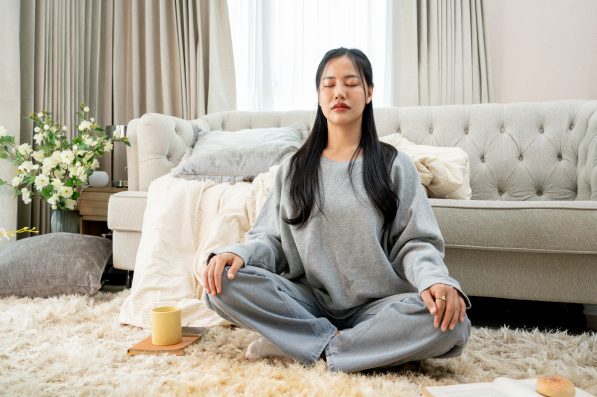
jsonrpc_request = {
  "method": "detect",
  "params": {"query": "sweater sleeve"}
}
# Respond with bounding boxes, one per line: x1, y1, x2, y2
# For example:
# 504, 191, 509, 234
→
208, 163, 288, 274
387, 152, 471, 307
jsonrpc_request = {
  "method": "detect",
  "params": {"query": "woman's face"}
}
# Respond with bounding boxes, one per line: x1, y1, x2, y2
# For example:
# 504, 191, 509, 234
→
318, 55, 372, 130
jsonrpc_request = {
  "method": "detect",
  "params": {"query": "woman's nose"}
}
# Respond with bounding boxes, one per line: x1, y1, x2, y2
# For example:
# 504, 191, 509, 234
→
334, 84, 346, 99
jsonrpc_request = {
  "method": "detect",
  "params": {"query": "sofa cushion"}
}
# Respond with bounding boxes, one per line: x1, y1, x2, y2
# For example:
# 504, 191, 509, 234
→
431, 199, 597, 254
0, 233, 112, 297
170, 126, 306, 183
380, 133, 471, 199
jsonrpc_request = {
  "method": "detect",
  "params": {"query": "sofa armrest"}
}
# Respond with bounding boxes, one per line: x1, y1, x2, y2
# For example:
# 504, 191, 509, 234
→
126, 113, 208, 191
108, 191, 148, 271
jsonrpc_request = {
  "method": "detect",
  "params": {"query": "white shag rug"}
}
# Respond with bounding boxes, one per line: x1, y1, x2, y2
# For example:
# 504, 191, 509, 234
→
1, 290, 595, 397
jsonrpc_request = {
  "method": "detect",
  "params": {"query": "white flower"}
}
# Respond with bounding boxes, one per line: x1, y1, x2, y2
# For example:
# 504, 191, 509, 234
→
51, 151, 62, 162
91, 159, 99, 169
103, 141, 113, 151
0, 227, 9, 240
82, 135, 94, 146
34, 174, 50, 190
90, 117, 95, 123
60, 150, 75, 164
47, 194, 59, 208
34, 126, 41, 133
54, 169, 66, 178
18, 161, 34, 172
10, 175, 23, 187
51, 178, 64, 190
37, 112, 43, 118
33, 133, 44, 145
44, 124, 49, 130
32, 150, 45, 163
59, 186, 73, 198
62, 125, 67, 131
17, 143, 33, 157
65, 199, 77, 210
0, 126, 7, 137
83, 106, 90, 112
21, 188, 32, 204
79, 172, 88, 183
42, 156, 59, 171
78, 120, 92, 131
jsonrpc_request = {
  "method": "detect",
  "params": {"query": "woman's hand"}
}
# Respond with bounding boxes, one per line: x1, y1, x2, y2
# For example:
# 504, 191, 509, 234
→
201, 253, 244, 296
420, 284, 466, 332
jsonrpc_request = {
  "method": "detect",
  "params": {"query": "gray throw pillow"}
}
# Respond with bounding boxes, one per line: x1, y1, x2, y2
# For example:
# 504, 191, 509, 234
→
0, 233, 112, 297
171, 126, 306, 183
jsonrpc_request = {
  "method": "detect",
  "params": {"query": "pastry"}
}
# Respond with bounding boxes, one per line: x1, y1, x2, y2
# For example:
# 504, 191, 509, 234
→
536, 375, 575, 397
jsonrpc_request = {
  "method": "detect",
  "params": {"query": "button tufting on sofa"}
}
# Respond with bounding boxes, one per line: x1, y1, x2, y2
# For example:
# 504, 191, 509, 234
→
480, 155, 485, 162
464, 127, 469, 134
537, 190, 543, 196
500, 126, 505, 133
539, 127, 544, 133
518, 154, 524, 161
429, 127, 433, 134
557, 153, 563, 161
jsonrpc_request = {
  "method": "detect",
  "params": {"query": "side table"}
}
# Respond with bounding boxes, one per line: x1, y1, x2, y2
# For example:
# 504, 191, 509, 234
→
78, 187, 127, 236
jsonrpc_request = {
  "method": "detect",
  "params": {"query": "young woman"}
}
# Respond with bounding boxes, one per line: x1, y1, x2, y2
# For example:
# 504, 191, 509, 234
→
202, 47, 471, 373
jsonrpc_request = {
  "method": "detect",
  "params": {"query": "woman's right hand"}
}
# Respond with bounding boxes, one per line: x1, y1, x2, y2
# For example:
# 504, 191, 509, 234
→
201, 253, 245, 296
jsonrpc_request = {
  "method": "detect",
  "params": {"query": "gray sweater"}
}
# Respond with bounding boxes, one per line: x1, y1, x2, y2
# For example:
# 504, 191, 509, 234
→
211, 152, 468, 317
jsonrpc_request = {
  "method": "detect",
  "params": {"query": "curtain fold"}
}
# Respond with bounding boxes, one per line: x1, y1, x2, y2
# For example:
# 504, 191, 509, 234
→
0, 0, 21, 248
18, 0, 236, 235
112, 0, 236, 124
387, 0, 492, 106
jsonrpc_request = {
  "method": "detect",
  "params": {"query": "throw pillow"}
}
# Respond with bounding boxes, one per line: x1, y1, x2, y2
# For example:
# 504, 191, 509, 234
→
380, 134, 472, 199
0, 232, 112, 297
171, 126, 306, 183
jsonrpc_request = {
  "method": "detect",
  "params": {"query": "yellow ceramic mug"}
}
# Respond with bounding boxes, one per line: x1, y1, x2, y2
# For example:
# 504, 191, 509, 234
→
151, 306, 182, 345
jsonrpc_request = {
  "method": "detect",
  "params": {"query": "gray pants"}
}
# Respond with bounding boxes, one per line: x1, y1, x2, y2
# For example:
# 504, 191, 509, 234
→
204, 266, 471, 373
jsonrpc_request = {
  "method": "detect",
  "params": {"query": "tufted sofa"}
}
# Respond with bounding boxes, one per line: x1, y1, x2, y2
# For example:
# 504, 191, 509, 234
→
108, 100, 597, 305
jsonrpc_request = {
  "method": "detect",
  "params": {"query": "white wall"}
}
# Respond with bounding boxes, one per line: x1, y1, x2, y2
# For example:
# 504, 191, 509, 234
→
0, 0, 20, 248
484, 0, 597, 103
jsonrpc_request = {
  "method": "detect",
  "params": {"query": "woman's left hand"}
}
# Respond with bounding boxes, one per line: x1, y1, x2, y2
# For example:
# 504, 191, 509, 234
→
420, 284, 466, 332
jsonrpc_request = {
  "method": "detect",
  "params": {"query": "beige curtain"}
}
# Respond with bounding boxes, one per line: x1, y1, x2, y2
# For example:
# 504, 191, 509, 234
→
386, 0, 492, 106
0, 0, 20, 248
19, 0, 236, 234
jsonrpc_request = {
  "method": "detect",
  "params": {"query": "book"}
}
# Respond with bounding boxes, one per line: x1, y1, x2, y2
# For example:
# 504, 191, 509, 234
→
422, 377, 594, 397
127, 334, 200, 356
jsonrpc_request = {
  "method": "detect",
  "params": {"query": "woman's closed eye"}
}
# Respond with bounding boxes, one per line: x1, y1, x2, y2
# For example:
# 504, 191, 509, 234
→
322, 81, 361, 89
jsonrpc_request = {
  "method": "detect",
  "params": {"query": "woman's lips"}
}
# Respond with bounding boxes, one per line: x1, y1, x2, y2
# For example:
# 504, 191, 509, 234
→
332, 104, 350, 112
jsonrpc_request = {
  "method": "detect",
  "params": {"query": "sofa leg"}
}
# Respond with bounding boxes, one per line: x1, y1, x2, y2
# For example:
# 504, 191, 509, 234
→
126, 271, 133, 288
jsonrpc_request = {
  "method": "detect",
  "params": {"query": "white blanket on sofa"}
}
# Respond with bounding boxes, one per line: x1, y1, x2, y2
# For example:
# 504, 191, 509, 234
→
119, 137, 471, 329
118, 169, 277, 328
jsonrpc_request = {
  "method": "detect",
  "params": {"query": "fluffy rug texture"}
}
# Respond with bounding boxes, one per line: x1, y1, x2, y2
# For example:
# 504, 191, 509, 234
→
1, 290, 595, 397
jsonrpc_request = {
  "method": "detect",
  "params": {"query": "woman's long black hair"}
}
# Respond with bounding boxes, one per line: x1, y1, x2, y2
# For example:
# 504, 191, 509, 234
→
284, 47, 398, 230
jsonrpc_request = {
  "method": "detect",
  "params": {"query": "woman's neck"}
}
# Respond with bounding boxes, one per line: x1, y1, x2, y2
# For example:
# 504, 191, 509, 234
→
323, 124, 362, 161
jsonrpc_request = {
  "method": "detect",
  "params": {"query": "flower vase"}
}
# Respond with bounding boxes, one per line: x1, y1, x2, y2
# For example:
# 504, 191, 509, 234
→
50, 209, 80, 233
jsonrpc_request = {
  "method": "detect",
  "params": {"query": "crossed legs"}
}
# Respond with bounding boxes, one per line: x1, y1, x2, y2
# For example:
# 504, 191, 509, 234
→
204, 266, 471, 372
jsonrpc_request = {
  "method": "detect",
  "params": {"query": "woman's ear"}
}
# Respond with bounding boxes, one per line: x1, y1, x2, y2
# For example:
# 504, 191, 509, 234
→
366, 86, 373, 104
